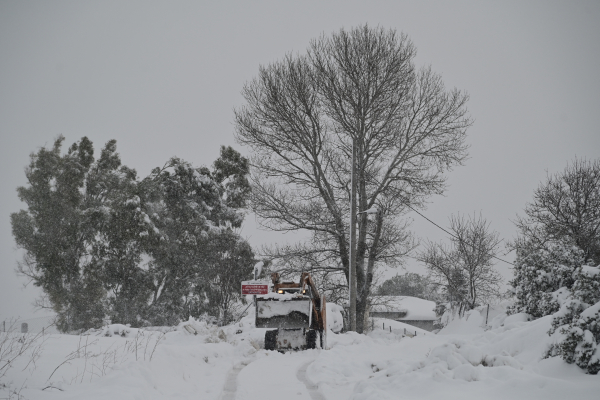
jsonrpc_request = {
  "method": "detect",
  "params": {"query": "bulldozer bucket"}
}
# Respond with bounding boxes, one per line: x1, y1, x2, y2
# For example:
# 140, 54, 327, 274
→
255, 298, 312, 329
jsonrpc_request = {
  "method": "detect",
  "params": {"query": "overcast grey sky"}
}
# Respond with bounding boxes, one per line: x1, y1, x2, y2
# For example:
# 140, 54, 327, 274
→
1, 0, 599, 321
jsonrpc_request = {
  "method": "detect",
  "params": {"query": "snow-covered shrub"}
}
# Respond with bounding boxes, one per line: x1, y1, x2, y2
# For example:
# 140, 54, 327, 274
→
433, 301, 468, 329
572, 266, 600, 304
100, 324, 132, 337
508, 241, 584, 318
546, 265, 600, 374
509, 158, 600, 373
508, 239, 600, 373
433, 302, 447, 329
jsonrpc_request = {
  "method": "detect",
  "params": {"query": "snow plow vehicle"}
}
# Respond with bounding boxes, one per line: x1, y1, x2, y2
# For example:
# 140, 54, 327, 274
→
256, 272, 327, 351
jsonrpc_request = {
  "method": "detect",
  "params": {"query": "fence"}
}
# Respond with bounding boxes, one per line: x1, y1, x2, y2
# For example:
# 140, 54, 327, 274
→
1, 315, 59, 334
379, 321, 424, 337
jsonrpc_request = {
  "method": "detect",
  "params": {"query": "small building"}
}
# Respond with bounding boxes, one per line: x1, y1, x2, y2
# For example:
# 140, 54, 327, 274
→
370, 296, 437, 331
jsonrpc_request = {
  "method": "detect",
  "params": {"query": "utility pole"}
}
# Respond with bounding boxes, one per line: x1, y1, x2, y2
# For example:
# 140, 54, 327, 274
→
253, 265, 258, 319
349, 138, 357, 332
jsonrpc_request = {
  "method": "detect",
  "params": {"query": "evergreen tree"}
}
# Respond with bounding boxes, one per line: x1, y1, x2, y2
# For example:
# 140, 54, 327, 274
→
545, 264, 600, 374
12, 138, 254, 330
192, 229, 255, 325
508, 239, 584, 318
376, 273, 436, 299
141, 153, 252, 325
11, 136, 127, 331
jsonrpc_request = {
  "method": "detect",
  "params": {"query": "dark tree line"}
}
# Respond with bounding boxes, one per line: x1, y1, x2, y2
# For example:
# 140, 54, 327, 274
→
376, 272, 438, 300
11, 136, 254, 332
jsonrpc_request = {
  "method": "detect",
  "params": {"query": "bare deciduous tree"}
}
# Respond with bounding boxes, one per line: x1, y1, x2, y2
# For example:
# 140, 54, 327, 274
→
513, 158, 600, 264
235, 25, 471, 333
419, 213, 502, 312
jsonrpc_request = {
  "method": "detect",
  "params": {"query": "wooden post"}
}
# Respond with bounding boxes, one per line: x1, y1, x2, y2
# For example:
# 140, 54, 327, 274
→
389, 326, 391, 333
485, 304, 490, 325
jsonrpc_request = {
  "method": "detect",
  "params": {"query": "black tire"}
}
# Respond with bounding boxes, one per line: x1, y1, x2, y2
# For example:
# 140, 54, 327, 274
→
306, 329, 317, 349
265, 329, 278, 351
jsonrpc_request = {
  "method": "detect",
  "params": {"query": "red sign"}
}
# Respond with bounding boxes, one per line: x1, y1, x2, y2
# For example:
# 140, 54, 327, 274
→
241, 283, 269, 295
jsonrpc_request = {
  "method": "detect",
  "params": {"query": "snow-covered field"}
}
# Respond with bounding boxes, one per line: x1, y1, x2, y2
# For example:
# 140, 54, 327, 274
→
2, 307, 598, 400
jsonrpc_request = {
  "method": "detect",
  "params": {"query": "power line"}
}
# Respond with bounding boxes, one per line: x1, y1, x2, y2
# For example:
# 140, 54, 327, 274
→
401, 201, 515, 267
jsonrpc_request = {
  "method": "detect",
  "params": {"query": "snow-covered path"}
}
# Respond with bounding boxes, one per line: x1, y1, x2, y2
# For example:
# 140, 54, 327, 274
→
2, 311, 600, 400
228, 350, 323, 400
296, 359, 327, 400
220, 357, 253, 400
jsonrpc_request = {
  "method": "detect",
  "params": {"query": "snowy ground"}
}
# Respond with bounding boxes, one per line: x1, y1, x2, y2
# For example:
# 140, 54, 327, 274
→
1, 308, 598, 400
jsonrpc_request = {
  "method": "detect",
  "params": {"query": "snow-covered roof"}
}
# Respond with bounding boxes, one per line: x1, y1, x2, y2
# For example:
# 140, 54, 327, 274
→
370, 296, 436, 320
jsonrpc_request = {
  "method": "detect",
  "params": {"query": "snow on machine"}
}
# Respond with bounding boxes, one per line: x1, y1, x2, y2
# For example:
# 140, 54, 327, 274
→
255, 272, 327, 351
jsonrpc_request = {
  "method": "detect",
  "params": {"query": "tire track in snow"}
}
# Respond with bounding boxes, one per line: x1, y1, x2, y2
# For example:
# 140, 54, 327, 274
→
219, 358, 252, 400
296, 359, 326, 400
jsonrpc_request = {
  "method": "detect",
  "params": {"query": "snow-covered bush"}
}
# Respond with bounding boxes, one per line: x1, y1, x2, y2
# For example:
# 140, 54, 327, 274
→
508, 238, 600, 373
508, 158, 600, 373
508, 240, 584, 318
546, 265, 600, 374
572, 265, 600, 304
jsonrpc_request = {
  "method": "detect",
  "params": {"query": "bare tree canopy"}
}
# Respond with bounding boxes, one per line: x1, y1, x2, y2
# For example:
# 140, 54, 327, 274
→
235, 25, 472, 332
514, 158, 600, 265
419, 213, 502, 312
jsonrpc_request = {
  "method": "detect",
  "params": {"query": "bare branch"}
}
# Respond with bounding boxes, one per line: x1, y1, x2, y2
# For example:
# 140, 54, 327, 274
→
235, 25, 471, 332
